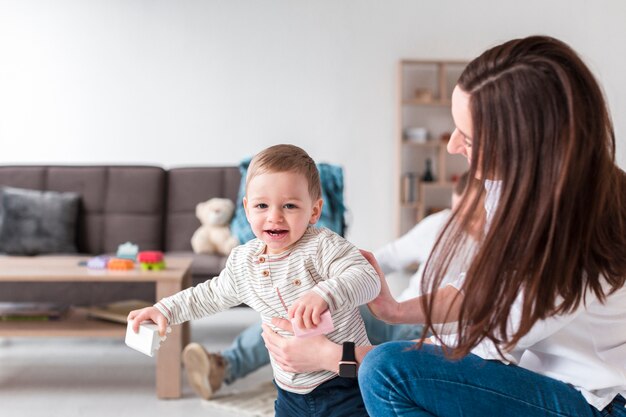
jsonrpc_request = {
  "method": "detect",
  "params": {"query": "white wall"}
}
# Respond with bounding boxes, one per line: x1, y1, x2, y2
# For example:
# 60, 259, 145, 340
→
1, 0, 625, 249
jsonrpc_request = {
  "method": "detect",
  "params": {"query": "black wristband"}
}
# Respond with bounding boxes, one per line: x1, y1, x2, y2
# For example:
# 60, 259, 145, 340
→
338, 342, 357, 378
342, 341, 356, 362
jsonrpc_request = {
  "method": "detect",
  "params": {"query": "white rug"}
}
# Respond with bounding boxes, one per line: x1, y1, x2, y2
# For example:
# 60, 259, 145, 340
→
202, 381, 276, 417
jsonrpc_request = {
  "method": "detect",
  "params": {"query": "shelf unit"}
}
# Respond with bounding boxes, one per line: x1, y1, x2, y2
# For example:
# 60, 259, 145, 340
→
396, 59, 468, 236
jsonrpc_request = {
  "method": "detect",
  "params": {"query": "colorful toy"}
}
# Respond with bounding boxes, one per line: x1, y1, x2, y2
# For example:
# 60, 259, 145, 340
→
116, 242, 139, 261
87, 255, 111, 269
107, 258, 135, 271
137, 251, 166, 271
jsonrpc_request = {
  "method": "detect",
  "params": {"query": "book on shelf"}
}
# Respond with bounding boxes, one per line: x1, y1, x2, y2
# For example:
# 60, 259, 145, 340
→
0, 302, 67, 321
80, 299, 153, 324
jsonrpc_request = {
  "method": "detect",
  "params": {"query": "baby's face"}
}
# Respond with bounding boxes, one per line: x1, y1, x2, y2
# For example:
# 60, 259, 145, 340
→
243, 171, 322, 255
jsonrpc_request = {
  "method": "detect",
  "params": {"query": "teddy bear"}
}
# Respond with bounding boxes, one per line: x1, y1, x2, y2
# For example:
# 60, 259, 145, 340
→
190, 198, 239, 256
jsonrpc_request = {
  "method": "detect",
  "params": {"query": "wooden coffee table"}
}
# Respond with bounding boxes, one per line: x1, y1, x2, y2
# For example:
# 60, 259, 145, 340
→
0, 255, 192, 399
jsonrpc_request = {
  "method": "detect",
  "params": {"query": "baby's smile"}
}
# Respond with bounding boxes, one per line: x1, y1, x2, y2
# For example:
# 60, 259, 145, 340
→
265, 229, 288, 237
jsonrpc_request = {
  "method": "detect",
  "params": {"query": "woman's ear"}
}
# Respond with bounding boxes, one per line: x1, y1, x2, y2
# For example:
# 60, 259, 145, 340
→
310, 199, 324, 224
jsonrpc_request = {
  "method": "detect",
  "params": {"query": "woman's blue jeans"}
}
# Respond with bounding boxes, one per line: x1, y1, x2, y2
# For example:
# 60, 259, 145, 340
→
359, 341, 626, 417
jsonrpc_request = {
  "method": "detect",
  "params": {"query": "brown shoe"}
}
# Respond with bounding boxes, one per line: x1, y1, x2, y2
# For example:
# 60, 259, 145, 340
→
182, 343, 226, 400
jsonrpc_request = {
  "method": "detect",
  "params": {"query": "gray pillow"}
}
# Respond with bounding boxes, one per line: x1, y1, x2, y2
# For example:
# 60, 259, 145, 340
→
0, 187, 80, 255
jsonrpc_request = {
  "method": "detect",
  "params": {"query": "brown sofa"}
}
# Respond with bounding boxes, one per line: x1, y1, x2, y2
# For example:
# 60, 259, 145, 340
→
0, 165, 241, 307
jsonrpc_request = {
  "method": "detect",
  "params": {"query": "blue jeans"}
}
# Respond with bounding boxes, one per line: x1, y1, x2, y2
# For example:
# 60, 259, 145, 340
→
221, 306, 424, 384
274, 377, 368, 417
220, 318, 269, 384
359, 341, 626, 417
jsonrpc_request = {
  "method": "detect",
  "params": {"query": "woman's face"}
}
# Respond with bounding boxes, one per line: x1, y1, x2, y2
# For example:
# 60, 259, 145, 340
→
448, 86, 477, 175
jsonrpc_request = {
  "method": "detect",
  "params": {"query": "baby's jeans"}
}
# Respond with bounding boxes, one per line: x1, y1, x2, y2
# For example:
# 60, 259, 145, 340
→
274, 376, 368, 417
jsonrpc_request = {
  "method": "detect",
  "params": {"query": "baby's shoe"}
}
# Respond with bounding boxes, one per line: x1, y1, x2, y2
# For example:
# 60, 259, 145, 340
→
182, 343, 226, 400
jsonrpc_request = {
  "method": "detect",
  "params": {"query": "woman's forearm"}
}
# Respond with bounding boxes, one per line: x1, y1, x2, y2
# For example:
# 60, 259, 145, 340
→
356, 345, 375, 366
392, 286, 464, 325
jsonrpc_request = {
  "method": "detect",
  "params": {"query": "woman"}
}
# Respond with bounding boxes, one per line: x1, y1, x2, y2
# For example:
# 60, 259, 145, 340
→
262, 35, 626, 416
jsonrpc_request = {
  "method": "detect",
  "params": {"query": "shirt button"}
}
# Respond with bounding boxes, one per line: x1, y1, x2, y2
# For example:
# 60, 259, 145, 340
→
259, 257, 265, 263
262, 270, 270, 277
293, 279, 301, 286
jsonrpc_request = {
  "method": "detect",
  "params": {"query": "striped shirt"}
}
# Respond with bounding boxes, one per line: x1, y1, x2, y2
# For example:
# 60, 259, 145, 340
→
155, 226, 381, 394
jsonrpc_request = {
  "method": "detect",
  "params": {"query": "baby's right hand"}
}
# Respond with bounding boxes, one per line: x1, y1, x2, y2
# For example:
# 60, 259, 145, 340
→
288, 291, 329, 330
127, 306, 168, 337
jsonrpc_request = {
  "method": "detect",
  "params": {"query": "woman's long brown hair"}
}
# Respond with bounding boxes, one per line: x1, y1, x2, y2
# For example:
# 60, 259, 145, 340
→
420, 35, 626, 358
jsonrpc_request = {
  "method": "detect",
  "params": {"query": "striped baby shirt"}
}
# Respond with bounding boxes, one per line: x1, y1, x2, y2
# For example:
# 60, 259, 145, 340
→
155, 226, 381, 394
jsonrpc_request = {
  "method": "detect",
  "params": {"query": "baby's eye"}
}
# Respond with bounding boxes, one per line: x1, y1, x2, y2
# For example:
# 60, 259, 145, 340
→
464, 137, 472, 148
284, 203, 298, 209
256, 203, 268, 209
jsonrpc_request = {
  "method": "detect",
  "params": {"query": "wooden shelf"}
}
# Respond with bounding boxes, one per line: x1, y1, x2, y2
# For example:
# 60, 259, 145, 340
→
421, 181, 454, 189
0, 308, 126, 338
397, 59, 468, 236
403, 140, 444, 148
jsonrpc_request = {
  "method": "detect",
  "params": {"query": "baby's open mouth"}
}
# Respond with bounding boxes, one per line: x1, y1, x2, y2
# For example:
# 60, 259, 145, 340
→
265, 229, 287, 237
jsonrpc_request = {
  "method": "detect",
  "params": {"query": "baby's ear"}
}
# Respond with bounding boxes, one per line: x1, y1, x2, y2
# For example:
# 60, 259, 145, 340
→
310, 199, 324, 224
242, 197, 250, 218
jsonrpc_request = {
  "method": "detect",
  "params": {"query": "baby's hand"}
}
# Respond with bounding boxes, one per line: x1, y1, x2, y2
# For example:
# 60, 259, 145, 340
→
127, 306, 169, 337
288, 291, 328, 330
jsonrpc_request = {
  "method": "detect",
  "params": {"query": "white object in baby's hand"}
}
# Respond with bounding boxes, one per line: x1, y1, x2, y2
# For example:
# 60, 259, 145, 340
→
125, 321, 171, 357
291, 310, 335, 338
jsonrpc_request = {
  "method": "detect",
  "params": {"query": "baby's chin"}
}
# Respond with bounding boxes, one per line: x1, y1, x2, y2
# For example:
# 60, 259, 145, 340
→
264, 241, 296, 255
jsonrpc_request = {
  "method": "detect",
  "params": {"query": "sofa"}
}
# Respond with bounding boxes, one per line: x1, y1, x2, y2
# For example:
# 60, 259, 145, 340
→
0, 165, 241, 307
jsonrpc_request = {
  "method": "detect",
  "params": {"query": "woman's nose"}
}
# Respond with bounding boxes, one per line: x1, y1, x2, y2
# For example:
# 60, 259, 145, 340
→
447, 129, 466, 156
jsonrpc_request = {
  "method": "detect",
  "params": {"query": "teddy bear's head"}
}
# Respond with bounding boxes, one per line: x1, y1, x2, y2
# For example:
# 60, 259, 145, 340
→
195, 198, 236, 226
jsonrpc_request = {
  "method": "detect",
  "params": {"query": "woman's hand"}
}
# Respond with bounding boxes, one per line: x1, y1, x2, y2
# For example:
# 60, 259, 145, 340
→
261, 317, 341, 373
360, 249, 402, 324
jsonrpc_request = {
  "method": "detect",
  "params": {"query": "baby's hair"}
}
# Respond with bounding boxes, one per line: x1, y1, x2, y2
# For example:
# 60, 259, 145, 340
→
246, 144, 322, 201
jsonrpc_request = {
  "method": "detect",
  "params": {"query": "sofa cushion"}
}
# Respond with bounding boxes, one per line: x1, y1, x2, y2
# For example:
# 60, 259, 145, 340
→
0, 187, 80, 255
165, 167, 240, 252
0, 166, 167, 254
55, 166, 166, 253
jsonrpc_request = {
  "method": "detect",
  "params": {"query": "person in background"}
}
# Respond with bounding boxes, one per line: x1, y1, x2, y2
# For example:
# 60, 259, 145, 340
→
182, 171, 474, 397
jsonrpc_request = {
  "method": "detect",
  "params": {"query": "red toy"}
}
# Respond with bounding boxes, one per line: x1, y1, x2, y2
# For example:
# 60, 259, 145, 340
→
138, 251, 166, 271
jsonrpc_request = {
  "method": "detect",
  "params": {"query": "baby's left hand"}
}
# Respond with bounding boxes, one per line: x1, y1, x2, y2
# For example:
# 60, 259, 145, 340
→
288, 291, 328, 330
